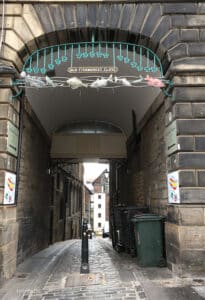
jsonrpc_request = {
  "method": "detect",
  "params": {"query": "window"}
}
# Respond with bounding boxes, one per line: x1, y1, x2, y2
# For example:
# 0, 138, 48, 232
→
98, 223, 101, 228
98, 204, 101, 208
98, 195, 101, 199
98, 213, 101, 218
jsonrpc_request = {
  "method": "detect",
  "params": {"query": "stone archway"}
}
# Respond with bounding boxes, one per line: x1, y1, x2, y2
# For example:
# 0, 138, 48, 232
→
1, 3, 173, 71
1, 2, 205, 283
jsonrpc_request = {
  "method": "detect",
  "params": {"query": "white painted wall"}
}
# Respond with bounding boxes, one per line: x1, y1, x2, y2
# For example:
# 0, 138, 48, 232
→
93, 193, 106, 233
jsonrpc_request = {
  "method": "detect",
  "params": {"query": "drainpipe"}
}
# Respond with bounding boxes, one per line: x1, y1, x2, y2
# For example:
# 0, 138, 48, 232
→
14, 94, 24, 205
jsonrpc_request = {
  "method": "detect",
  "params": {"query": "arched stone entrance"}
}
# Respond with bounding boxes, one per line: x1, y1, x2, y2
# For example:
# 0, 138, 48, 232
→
1, 2, 205, 284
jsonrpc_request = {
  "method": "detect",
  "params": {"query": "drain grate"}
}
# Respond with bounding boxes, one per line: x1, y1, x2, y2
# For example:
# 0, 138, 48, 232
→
65, 272, 106, 287
16, 273, 28, 279
193, 279, 204, 284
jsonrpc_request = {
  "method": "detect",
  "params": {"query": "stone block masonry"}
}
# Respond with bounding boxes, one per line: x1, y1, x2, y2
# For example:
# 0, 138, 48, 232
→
165, 73, 205, 274
0, 73, 19, 286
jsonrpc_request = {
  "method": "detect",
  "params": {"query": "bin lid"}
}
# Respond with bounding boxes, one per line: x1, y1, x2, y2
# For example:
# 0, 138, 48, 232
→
131, 214, 165, 222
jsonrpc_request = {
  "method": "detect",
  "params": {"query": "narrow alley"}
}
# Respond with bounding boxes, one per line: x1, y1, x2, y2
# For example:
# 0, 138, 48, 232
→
0, 238, 204, 300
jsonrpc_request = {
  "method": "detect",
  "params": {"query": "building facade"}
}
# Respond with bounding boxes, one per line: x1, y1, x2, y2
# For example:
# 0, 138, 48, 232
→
93, 192, 106, 234
0, 0, 205, 285
92, 170, 109, 234
83, 184, 93, 224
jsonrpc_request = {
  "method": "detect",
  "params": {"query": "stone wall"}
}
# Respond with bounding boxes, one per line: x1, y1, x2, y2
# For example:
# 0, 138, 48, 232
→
141, 97, 167, 216
166, 205, 205, 276
123, 93, 167, 216
164, 77, 205, 275
2, 0, 205, 278
16, 98, 51, 264
0, 72, 20, 286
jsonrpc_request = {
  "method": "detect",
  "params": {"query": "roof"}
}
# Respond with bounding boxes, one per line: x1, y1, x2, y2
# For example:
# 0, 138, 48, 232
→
84, 184, 93, 195
92, 169, 108, 185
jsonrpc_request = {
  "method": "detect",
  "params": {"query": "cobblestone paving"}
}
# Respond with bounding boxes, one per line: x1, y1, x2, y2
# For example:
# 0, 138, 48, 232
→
1, 238, 205, 300
23, 238, 147, 300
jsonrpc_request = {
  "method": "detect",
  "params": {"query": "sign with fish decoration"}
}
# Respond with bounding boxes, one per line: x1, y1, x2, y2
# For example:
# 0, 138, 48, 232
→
167, 171, 180, 204
3, 172, 16, 205
11, 36, 173, 98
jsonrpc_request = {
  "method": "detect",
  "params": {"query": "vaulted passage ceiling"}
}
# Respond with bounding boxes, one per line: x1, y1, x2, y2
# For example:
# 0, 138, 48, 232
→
26, 85, 160, 137
25, 45, 161, 137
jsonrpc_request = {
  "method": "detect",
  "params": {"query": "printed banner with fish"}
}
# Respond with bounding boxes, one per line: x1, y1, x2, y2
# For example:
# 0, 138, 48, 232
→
167, 171, 180, 204
3, 172, 16, 205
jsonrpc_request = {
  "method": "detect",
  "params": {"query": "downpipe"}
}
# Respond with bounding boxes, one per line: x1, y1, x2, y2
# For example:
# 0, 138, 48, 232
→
14, 94, 24, 205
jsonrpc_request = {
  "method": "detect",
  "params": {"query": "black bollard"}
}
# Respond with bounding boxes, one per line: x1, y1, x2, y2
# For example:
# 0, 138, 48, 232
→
80, 219, 90, 274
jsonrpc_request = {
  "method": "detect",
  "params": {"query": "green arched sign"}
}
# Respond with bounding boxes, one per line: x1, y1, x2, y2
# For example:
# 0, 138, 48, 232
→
23, 40, 163, 76
11, 37, 173, 98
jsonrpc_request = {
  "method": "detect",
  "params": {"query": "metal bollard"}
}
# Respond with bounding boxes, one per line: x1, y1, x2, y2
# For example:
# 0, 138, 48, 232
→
80, 219, 90, 274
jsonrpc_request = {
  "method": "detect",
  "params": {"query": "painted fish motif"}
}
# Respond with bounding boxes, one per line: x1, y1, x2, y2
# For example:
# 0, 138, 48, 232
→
145, 75, 165, 88
132, 76, 144, 84
90, 75, 113, 88
66, 77, 88, 89
114, 77, 131, 86
20, 72, 46, 88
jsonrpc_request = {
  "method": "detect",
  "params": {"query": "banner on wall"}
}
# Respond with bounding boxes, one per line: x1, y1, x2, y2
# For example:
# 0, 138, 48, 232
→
167, 171, 180, 204
3, 172, 16, 205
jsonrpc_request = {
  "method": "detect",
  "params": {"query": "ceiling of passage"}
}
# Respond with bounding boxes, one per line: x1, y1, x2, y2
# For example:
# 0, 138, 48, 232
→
25, 46, 161, 137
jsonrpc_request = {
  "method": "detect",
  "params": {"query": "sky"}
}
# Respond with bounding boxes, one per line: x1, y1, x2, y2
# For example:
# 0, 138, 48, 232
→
83, 162, 109, 184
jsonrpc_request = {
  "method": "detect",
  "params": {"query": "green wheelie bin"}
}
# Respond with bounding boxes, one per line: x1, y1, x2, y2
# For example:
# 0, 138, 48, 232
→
131, 214, 166, 267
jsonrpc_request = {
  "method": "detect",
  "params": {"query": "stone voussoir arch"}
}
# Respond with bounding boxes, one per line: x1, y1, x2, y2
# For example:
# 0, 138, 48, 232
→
1, 2, 187, 75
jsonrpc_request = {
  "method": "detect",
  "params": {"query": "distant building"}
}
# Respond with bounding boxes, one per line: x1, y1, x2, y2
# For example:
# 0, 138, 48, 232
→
51, 164, 84, 243
83, 185, 93, 224
92, 170, 109, 234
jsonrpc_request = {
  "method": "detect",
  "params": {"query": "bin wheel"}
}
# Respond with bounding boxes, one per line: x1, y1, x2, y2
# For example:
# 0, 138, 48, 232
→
130, 248, 136, 257
158, 257, 166, 267
114, 244, 124, 253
